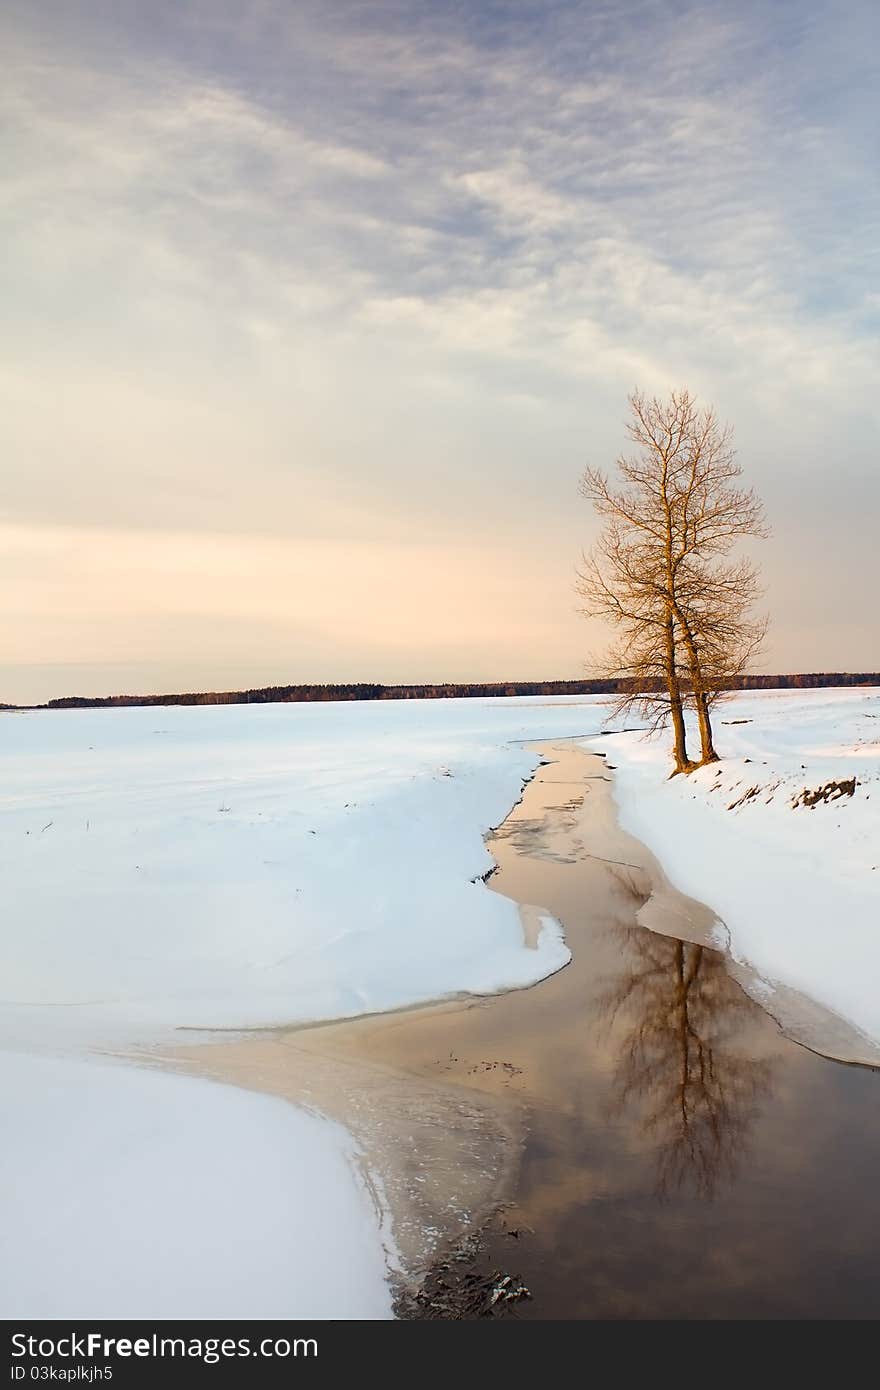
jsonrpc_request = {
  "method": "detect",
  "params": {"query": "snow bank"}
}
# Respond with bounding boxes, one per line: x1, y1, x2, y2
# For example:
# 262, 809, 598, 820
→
0, 1051, 392, 1319
0, 697, 604, 1048
0, 695, 605, 1317
603, 687, 880, 1044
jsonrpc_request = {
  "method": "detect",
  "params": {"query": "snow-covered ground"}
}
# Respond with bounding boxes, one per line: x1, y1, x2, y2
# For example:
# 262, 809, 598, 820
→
1, 698, 605, 1048
0, 695, 604, 1317
0, 1051, 393, 1319
3, 687, 878, 1317
606, 687, 880, 1046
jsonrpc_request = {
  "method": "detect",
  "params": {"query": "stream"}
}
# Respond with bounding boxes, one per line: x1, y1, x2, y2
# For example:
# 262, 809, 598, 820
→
164, 740, 880, 1319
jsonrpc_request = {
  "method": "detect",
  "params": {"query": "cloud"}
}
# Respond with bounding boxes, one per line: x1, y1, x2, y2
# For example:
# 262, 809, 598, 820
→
1, 0, 878, 697
450, 163, 577, 234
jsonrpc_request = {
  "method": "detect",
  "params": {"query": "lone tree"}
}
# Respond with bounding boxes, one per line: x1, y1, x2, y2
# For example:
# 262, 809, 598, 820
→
578, 389, 768, 773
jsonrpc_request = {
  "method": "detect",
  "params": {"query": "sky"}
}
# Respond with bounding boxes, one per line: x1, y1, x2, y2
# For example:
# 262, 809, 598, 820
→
2, 0, 878, 703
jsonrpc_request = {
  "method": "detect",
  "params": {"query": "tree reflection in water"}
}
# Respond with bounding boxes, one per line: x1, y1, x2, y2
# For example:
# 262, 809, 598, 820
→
597, 926, 775, 1198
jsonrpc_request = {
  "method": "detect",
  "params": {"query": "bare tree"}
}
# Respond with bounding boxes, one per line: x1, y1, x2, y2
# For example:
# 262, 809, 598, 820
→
578, 389, 768, 772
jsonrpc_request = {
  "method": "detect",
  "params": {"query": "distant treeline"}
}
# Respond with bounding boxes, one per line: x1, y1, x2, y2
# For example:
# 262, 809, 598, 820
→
10, 671, 878, 710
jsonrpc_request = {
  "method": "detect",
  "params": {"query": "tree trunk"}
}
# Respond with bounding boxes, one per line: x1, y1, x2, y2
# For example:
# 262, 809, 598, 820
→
694, 691, 718, 764
672, 602, 719, 768
664, 616, 691, 772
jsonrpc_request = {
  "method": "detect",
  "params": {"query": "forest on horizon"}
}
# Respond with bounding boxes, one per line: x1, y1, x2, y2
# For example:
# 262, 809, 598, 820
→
4, 671, 878, 712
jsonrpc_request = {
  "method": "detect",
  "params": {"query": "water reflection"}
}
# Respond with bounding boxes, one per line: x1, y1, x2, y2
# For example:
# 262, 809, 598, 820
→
597, 927, 775, 1198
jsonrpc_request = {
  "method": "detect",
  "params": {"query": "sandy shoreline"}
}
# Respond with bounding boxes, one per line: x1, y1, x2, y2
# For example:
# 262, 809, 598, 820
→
149, 739, 880, 1309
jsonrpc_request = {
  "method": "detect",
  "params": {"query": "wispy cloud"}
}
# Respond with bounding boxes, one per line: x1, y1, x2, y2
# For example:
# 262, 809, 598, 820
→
2, 0, 878, 697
